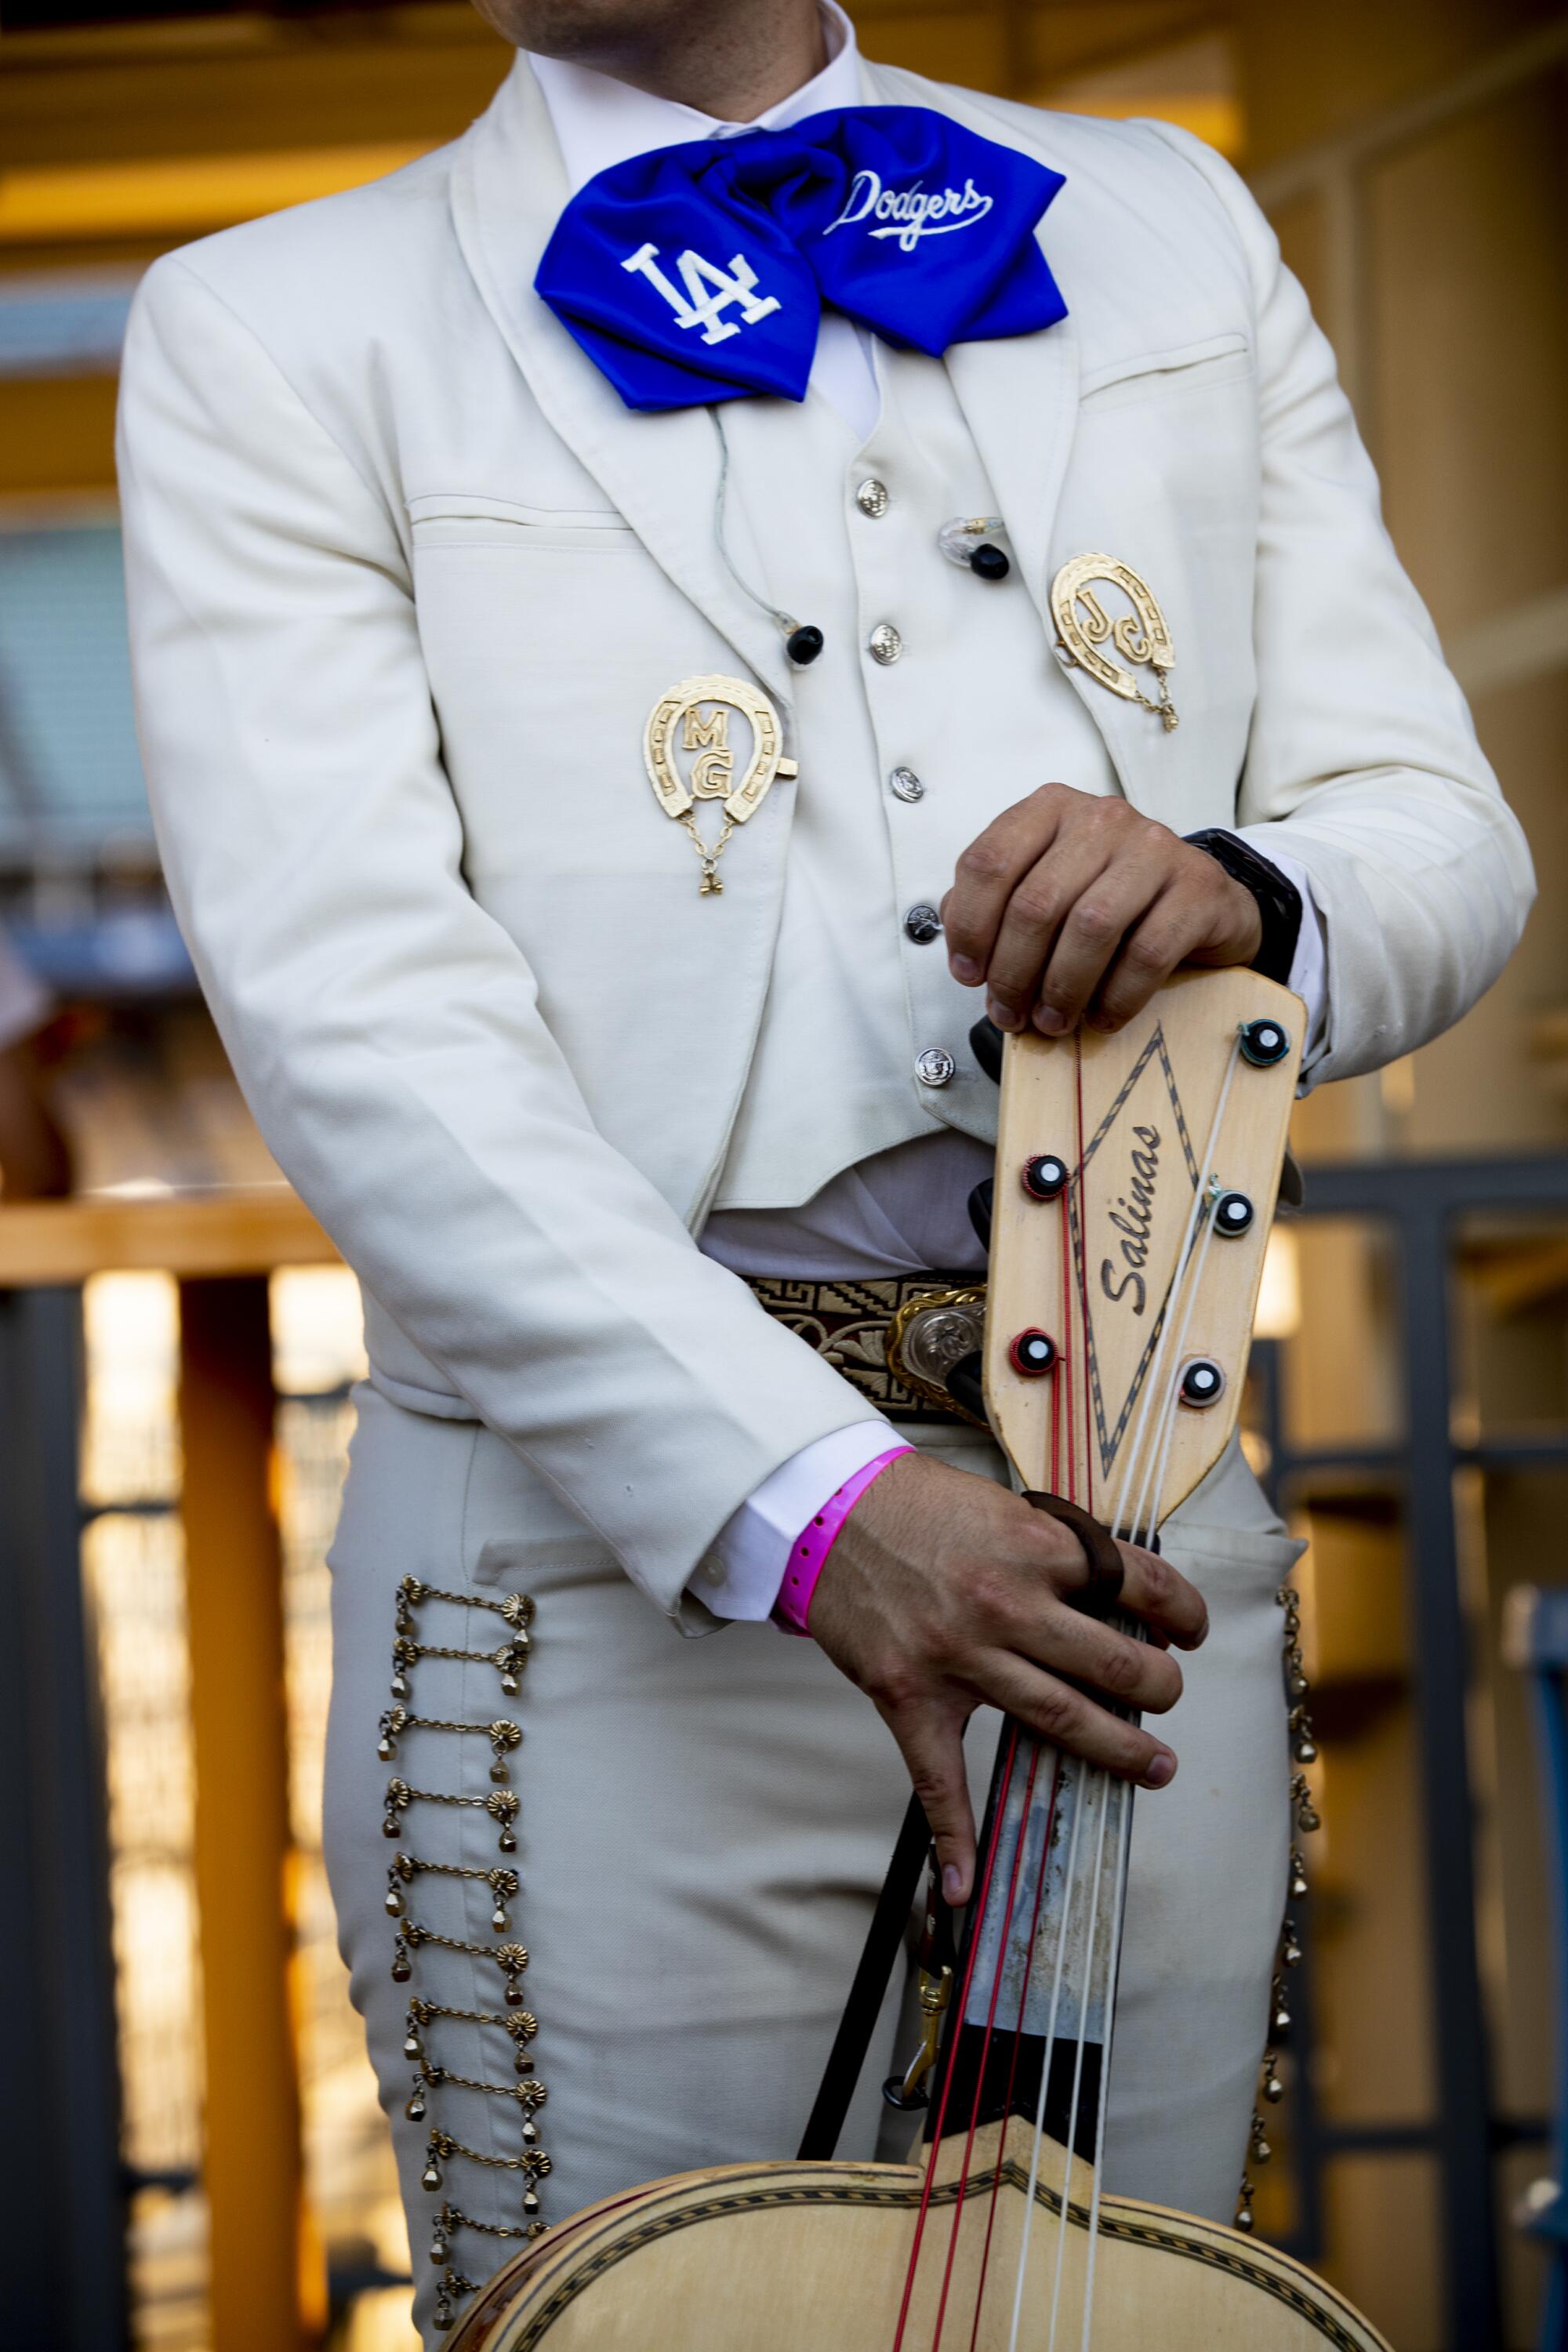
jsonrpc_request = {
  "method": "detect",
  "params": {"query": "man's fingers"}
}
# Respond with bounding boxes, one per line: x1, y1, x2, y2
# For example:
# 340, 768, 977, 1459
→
985, 1655, 1178, 1788
1012, 1602, 1183, 1714
884, 1703, 977, 1905
1025, 851, 1171, 1036
942, 785, 1069, 985
981, 837, 1115, 1032
1083, 884, 1209, 1033
1114, 1541, 1210, 1650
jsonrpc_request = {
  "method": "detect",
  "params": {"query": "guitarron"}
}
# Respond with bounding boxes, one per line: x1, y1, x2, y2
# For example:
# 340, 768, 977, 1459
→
449, 967, 1392, 2352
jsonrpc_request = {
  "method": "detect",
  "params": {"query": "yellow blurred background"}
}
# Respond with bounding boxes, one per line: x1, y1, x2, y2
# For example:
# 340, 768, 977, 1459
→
1, 3, 1566, 2349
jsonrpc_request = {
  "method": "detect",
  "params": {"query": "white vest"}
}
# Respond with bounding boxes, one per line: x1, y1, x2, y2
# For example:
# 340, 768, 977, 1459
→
713, 348, 1118, 1214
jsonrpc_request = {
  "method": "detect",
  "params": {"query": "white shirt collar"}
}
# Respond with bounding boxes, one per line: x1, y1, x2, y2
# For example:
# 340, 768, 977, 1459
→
531, 2, 864, 198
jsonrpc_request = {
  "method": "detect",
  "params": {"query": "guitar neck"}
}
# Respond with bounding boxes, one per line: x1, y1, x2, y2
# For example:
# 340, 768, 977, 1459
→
928, 1718, 1131, 2155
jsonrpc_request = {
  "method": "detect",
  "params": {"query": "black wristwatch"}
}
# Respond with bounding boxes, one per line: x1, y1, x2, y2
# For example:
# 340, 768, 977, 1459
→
1183, 829, 1303, 987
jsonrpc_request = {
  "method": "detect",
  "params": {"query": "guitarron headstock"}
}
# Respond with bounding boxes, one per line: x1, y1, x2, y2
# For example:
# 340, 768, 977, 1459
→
984, 967, 1301, 1537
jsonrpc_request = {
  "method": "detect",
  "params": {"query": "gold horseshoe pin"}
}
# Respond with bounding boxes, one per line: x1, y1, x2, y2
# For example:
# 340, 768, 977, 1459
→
643, 673, 798, 896
1050, 554, 1178, 731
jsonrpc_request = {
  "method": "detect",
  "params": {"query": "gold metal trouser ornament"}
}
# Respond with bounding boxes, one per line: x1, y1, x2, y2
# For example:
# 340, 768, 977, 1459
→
1050, 552, 1179, 731
644, 673, 798, 895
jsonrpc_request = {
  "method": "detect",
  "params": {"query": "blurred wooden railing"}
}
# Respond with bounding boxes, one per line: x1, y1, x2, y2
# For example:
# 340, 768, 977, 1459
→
1, 1191, 339, 2352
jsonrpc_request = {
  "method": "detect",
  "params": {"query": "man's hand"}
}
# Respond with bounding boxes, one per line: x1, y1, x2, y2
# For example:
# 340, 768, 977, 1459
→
942, 782, 1261, 1037
808, 1452, 1209, 1904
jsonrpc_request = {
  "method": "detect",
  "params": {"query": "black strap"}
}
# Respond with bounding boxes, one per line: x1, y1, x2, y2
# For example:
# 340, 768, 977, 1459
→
797, 1790, 931, 2161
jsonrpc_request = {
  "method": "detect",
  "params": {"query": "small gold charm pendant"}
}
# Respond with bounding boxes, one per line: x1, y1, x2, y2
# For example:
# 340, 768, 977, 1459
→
1050, 553, 1178, 731
643, 673, 798, 896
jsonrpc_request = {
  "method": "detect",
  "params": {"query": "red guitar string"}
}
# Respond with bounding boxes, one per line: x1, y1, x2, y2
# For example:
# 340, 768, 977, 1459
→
891, 1722, 1019, 2352
925, 1736, 1042, 2352
895, 1033, 1094, 2350
1059, 1185, 1074, 1504
949, 1063, 1086, 2333
962, 1748, 1060, 2352
1073, 1035, 1095, 1515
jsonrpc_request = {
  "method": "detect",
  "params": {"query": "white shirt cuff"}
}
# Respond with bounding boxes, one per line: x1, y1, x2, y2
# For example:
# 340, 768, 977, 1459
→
691, 1420, 906, 1620
1225, 833, 1330, 1081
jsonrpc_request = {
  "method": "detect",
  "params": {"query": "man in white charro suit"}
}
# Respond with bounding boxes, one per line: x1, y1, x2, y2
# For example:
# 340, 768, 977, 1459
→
117, 0, 1531, 2334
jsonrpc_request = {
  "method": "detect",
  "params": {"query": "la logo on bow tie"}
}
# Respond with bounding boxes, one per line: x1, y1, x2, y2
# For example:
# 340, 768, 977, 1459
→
622, 242, 782, 349
535, 104, 1068, 412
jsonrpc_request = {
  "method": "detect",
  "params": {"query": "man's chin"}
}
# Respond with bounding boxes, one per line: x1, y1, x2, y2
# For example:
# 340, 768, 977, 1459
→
471, 0, 720, 59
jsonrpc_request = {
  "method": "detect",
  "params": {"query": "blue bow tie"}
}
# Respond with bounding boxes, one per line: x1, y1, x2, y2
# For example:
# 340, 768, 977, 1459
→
535, 104, 1068, 412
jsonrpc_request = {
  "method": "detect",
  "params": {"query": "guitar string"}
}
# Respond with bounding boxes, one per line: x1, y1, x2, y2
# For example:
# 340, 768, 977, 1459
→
1043, 1406, 1174, 2350
1045, 1036, 1113, 2352
1043, 1749, 1113, 2352
1126, 1037, 1242, 1549
1002, 1043, 1096, 2352
1064, 1027, 1246, 2350
893, 1722, 1022, 2352
926, 1737, 1044, 2352
1009, 1025, 1243, 2348
1077, 1780, 1133, 2352
1107, 1030, 1242, 1543
1044, 1031, 1120, 2352
1004, 1737, 1087, 2352
916, 1019, 1245, 2350
956, 1152, 1078, 2347
964, 1744, 1060, 2352
955, 1062, 1090, 2352
1073, 1037, 1097, 1519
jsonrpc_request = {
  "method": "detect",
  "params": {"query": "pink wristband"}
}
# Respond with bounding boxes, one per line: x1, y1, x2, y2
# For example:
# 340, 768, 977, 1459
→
773, 1444, 914, 1636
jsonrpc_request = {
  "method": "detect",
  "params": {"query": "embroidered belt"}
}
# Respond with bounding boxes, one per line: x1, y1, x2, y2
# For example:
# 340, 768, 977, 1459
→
746, 1272, 989, 1427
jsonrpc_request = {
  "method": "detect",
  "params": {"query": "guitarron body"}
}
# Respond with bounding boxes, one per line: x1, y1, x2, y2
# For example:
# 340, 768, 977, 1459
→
449, 969, 1392, 2352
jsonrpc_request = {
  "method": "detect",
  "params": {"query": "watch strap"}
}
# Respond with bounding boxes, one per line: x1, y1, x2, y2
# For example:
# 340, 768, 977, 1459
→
1184, 827, 1303, 987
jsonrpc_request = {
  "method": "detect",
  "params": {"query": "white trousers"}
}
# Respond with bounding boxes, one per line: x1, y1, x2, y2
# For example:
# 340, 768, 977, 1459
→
324, 1385, 1302, 2344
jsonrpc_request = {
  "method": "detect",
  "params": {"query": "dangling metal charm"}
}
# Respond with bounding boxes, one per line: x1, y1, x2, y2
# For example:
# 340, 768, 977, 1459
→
643, 674, 798, 897
1051, 553, 1178, 731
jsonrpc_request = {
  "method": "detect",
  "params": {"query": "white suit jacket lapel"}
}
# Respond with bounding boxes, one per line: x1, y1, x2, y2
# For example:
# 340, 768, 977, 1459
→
449, 55, 794, 711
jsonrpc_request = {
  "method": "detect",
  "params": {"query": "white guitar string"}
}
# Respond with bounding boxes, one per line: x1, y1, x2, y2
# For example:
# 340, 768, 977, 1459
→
1005, 1762, 1087, 2352
994, 1022, 1249, 2352
1106, 1030, 1243, 1542
1043, 1766, 1112, 2352
1035, 1025, 1244, 2350
1127, 1040, 1240, 1553
1077, 1779, 1133, 2351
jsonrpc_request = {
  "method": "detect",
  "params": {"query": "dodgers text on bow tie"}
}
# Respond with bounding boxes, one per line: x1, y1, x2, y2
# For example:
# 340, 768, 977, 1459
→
825, 169, 993, 249
535, 105, 1068, 410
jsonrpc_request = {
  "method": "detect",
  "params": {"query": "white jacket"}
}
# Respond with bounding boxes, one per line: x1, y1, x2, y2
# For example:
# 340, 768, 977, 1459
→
117, 53, 1533, 1613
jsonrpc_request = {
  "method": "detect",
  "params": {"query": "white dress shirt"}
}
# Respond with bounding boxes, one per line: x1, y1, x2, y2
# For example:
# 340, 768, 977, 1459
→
531, 16, 1330, 1620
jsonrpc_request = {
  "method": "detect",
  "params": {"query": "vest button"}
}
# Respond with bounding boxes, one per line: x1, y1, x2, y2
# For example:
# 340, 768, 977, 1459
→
888, 766, 924, 804
868, 622, 903, 665
855, 477, 890, 518
915, 1047, 956, 1088
904, 904, 942, 944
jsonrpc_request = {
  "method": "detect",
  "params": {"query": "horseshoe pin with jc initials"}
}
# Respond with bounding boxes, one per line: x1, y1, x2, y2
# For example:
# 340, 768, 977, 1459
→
643, 673, 798, 896
1050, 554, 1178, 731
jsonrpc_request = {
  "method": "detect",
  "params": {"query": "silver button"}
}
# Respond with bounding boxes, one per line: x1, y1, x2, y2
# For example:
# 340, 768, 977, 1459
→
889, 765, 925, 804
869, 622, 902, 665
904, 904, 942, 945
855, 477, 890, 518
916, 1047, 956, 1088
